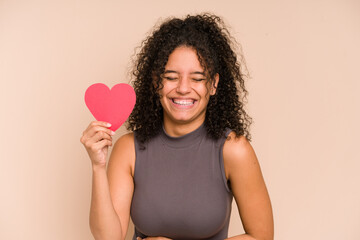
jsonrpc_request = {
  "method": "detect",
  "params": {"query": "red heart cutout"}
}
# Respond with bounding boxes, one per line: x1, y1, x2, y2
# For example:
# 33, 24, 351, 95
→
85, 83, 136, 132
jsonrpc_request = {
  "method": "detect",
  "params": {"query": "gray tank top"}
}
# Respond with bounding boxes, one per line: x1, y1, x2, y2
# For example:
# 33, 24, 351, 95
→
130, 123, 233, 240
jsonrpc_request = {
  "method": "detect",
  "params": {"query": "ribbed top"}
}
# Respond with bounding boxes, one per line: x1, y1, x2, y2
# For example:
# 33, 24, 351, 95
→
160, 123, 206, 148
131, 123, 233, 240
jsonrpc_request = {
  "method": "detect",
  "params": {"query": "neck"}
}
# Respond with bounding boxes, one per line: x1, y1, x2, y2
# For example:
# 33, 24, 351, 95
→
163, 118, 205, 137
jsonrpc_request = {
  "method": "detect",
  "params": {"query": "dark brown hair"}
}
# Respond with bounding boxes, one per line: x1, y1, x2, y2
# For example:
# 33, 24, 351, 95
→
127, 13, 252, 143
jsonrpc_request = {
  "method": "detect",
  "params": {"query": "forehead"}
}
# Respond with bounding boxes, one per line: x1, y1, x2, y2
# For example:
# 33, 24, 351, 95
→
165, 46, 204, 72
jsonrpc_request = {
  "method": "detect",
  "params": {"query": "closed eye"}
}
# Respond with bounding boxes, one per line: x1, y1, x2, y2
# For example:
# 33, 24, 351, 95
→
192, 78, 206, 82
163, 77, 178, 81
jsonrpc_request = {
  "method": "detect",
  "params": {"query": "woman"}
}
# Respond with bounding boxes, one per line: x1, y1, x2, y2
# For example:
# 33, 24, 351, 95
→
81, 14, 274, 240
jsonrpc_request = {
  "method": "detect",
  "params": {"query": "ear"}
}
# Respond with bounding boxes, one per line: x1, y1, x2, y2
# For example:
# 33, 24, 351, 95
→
210, 73, 219, 96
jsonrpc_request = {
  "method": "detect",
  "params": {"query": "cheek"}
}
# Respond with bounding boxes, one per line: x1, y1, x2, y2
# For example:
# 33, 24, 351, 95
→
160, 83, 176, 96
196, 85, 211, 98
158, 88, 170, 105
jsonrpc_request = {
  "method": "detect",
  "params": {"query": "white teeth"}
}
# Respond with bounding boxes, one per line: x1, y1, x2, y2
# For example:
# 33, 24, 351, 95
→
173, 99, 194, 105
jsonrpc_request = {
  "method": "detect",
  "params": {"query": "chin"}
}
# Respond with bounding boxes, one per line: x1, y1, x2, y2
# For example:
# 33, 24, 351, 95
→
172, 117, 194, 124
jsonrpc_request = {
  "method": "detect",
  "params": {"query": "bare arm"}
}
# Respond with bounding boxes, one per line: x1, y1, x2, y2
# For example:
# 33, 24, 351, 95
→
90, 166, 123, 239
107, 133, 136, 240
81, 121, 135, 240
223, 133, 274, 240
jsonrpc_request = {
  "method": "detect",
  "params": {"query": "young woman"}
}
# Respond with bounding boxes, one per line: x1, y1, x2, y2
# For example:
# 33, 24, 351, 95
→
81, 14, 274, 240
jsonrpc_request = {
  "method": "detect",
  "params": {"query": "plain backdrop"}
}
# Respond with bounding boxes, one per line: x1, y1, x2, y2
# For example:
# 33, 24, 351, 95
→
1, 0, 359, 239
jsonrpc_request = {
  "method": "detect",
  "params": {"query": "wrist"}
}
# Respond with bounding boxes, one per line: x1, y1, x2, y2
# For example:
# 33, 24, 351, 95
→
92, 164, 107, 172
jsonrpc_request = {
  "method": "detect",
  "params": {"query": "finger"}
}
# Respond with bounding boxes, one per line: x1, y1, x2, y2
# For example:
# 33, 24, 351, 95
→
84, 121, 111, 134
92, 139, 112, 151
83, 125, 115, 140
93, 131, 113, 142
86, 131, 113, 147
92, 121, 112, 128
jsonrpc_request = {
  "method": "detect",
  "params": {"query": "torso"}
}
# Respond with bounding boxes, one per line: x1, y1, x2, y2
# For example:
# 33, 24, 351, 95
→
129, 123, 234, 240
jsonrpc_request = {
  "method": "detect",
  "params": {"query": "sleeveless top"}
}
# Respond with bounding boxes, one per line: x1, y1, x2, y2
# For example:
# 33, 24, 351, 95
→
130, 123, 234, 240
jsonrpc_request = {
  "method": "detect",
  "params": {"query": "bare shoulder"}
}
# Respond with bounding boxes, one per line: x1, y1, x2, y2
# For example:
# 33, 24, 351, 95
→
108, 132, 135, 177
114, 132, 135, 148
223, 132, 259, 179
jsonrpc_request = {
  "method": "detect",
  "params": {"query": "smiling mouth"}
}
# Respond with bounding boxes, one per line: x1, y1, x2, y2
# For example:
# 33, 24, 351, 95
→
171, 98, 196, 106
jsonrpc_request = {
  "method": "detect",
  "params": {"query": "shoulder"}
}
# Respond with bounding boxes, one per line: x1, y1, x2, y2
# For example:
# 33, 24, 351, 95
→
108, 132, 135, 177
114, 132, 135, 148
223, 131, 255, 160
112, 132, 135, 157
223, 131, 259, 179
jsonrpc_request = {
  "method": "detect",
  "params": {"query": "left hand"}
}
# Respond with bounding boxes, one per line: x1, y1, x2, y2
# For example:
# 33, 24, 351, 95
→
137, 237, 172, 240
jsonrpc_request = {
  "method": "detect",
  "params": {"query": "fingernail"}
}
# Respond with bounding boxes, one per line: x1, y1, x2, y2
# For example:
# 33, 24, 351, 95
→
107, 123, 111, 127
111, 131, 115, 135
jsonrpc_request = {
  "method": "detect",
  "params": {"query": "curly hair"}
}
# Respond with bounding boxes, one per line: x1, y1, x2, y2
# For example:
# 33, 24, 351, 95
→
127, 13, 252, 143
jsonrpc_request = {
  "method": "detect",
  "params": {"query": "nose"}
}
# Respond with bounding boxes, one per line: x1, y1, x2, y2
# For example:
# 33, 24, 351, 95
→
176, 76, 191, 94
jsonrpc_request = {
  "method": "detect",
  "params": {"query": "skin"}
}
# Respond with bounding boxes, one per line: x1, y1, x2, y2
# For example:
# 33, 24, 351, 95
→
159, 46, 218, 137
81, 46, 273, 240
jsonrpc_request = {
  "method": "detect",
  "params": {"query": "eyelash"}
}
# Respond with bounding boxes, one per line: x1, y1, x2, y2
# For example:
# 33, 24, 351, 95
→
164, 77, 177, 81
193, 78, 206, 82
163, 77, 206, 82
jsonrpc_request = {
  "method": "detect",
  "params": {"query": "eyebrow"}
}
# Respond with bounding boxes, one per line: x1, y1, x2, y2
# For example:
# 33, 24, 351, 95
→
163, 70, 206, 76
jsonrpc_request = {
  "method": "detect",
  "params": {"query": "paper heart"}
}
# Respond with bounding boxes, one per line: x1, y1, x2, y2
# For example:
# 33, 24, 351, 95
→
85, 83, 136, 132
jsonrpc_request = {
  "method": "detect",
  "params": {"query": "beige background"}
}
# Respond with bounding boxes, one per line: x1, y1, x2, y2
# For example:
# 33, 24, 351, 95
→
1, 0, 359, 239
